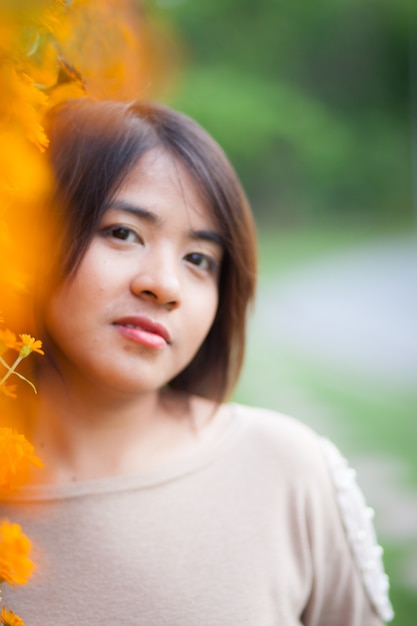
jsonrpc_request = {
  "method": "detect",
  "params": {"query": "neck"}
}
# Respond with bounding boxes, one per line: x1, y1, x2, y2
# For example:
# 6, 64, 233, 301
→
30, 364, 192, 484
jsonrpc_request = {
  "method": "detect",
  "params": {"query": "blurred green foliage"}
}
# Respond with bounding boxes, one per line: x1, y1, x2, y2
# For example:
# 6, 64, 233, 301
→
142, 3, 417, 621
147, 0, 414, 228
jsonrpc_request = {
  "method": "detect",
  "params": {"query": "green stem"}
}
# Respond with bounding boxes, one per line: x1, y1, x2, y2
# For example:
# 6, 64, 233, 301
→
0, 355, 10, 370
0, 355, 37, 393
0, 355, 24, 387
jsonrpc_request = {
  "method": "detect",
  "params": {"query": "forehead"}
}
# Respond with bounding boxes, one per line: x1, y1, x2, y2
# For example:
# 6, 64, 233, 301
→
114, 148, 218, 229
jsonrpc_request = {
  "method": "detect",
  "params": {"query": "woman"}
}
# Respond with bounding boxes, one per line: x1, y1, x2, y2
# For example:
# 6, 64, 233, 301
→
0, 99, 393, 624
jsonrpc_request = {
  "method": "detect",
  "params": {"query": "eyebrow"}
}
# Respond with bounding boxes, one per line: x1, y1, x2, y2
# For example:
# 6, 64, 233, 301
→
189, 229, 224, 248
106, 200, 161, 225
106, 199, 224, 248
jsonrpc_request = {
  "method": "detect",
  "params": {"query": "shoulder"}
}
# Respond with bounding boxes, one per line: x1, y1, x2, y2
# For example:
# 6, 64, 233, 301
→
227, 402, 393, 623
230, 401, 317, 442
228, 402, 329, 480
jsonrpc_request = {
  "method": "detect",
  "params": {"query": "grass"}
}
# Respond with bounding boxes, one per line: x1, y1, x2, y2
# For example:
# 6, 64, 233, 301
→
233, 227, 417, 625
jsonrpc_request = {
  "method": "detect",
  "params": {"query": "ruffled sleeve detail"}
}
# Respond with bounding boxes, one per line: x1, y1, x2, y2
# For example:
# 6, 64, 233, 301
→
319, 438, 394, 623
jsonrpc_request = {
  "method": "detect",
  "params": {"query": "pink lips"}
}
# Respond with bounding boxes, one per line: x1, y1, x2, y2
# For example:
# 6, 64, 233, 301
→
113, 316, 170, 349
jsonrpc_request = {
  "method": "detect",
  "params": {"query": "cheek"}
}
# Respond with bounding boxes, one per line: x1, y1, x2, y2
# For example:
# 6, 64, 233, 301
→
44, 250, 108, 329
42, 294, 77, 357
42, 276, 93, 348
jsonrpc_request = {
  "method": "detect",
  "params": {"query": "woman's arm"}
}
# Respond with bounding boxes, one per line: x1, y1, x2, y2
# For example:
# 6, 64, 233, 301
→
301, 438, 393, 626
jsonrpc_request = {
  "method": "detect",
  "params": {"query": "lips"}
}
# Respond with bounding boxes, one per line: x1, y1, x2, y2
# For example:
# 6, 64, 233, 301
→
113, 316, 171, 348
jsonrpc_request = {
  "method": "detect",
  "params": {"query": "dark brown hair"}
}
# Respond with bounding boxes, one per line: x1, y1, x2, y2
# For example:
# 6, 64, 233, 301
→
46, 99, 257, 400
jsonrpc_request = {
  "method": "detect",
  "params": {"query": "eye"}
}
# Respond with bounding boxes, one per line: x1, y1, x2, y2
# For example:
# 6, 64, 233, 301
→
185, 252, 217, 273
102, 225, 142, 243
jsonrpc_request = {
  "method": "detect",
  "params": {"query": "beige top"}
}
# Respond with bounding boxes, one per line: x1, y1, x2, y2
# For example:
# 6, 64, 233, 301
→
0, 403, 393, 625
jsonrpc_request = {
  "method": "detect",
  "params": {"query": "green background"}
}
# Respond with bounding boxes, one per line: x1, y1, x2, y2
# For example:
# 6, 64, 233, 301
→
146, 0, 417, 622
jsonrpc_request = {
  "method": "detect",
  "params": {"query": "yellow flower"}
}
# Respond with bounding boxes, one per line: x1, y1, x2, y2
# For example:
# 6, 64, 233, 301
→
18, 334, 44, 357
0, 428, 43, 489
44, 79, 86, 111
0, 65, 49, 152
0, 605, 26, 626
0, 330, 20, 356
0, 520, 34, 587
39, 0, 67, 34
0, 383, 17, 399
0, 605, 25, 626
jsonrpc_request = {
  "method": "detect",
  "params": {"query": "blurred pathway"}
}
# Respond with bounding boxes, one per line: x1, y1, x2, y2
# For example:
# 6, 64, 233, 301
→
248, 232, 417, 588
256, 233, 417, 393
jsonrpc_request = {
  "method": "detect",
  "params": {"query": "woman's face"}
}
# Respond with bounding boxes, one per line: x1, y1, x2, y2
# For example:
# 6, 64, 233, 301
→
43, 149, 223, 396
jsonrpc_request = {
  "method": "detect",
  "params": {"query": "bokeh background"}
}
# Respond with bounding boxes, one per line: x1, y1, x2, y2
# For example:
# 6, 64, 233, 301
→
143, 0, 417, 622
1, 0, 415, 622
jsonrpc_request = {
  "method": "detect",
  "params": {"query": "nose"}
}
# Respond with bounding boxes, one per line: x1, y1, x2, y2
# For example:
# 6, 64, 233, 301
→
130, 251, 181, 310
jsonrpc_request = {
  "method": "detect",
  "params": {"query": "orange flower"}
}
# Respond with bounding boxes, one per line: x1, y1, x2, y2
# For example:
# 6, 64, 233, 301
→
43, 79, 86, 111
0, 330, 20, 356
0, 520, 34, 587
0, 606, 25, 626
0, 383, 17, 399
0, 428, 43, 489
18, 334, 44, 357
39, 0, 67, 34
0, 65, 49, 152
